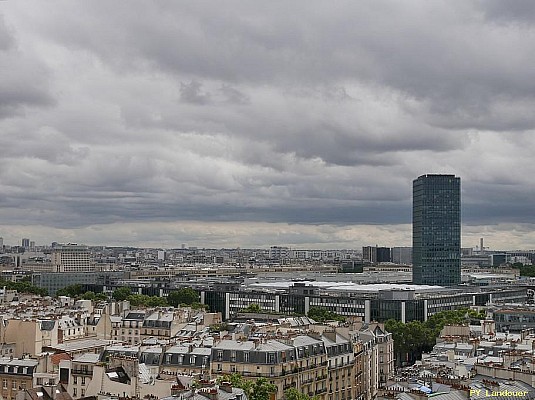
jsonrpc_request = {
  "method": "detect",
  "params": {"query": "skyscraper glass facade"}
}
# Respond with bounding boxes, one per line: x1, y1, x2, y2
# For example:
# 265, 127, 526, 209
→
412, 174, 461, 286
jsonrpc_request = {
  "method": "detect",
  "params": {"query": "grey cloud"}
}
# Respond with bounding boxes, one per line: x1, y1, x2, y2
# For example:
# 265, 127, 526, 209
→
478, 0, 535, 24
1, 1, 535, 248
0, 13, 55, 118
180, 81, 211, 105
219, 85, 250, 105
27, 1, 535, 131
0, 15, 14, 50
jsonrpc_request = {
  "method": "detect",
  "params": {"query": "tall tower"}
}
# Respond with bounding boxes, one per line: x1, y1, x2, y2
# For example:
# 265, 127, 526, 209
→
412, 174, 461, 286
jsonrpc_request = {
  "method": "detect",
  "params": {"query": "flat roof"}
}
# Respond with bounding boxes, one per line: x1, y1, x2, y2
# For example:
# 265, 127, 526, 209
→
50, 338, 110, 352
250, 281, 443, 293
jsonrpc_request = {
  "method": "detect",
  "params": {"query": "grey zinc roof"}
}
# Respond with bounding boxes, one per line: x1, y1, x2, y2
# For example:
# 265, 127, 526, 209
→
145, 311, 174, 321
255, 340, 293, 352
166, 345, 190, 354
0, 357, 39, 367
124, 311, 146, 320
72, 353, 101, 363
212, 340, 255, 351
191, 348, 211, 356
322, 332, 350, 346
292, 335, 323, 347
51, 338, 109, 352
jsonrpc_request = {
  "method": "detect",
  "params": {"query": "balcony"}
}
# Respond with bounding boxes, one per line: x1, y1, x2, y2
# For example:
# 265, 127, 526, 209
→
283, 383, 296, 391
71, 369, 92, 376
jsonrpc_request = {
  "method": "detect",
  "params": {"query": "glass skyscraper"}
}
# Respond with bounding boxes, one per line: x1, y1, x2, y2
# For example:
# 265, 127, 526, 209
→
412, 174, 461, 286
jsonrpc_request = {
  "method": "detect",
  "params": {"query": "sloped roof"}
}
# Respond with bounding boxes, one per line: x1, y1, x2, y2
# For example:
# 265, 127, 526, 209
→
51, 353, 71, 365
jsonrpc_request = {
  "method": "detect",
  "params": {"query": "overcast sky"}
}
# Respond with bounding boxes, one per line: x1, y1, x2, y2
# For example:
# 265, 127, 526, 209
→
1, 1, 535, 250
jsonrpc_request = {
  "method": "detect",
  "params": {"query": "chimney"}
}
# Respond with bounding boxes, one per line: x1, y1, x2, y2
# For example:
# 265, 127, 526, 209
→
199, 388, 219, 400
220, 382, 233, 393
323, 327, 337, 343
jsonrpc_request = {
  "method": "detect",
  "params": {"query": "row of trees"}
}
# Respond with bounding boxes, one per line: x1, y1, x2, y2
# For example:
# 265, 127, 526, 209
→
239, 304, 346, 323
513, 262, 535, 277
307, 306, 346, 323
385, 308, 486, 366
0, 278, 48, 296
55, 285, 207, 309
217, 373, 317, 400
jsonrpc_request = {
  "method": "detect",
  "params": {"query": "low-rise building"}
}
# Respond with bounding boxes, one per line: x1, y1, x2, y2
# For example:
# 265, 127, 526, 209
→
0, 357, 38, 400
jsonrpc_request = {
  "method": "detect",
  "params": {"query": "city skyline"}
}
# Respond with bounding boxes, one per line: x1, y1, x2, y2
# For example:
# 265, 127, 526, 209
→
2, 2, 535, 249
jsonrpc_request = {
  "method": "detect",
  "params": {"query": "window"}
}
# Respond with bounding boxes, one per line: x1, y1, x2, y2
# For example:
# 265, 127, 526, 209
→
81, 377, 86, 385
12, 380, 17, 389
81, 389, 85, 397
73, 376, 77, 384
2, 379, 6, 389
73, 388, 77, 397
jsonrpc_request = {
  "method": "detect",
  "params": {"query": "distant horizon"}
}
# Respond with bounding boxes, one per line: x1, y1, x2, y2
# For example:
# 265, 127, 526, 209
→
2, 231, 533, 253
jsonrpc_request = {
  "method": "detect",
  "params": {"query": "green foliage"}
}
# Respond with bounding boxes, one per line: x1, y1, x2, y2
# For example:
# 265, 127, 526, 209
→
0, 279, 48, 296
242, 303, 262, 313
209, 322, 229, 333
307, 306, 346, 323
167, 287, 200, 307
55, 284, 84, 298
514, 262, 535, 277
56, 286, 107, 301
217, 374, 276, 400
112, 287, 133, 301
284, 388, 318, 400
94, 292, 108, 301
385, 308, 486, 366
81, 291, 96, 300
250, 378, 278, 400
126, 293, 168, 307
191, 302, 209, 310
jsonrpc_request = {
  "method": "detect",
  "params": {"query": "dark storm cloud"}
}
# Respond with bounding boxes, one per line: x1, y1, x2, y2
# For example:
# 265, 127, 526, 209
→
1, 1, 535, 248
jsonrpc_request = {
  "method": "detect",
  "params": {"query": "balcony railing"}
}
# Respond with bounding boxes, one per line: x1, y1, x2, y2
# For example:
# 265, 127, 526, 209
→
71, 369, 92, 376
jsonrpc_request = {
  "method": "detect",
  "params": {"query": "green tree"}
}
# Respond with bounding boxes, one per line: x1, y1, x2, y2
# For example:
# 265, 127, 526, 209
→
126, 294, 150, 306
284, 388, 318, 400
217, 374, 276, 400
385, 308, 486, 366
147, 296, 168, 307
94, 292, 108, 301
307, 306, 345, 323
0, 279, 48, 296
250, 378, 277, 400
112, 287, 132, 301
191, 302, 209, 310
514, 262, 535, 277
167, 287, 199, 307
242, 303, 262, 313
81, 291, 96, 300
56, 284, 84, 298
